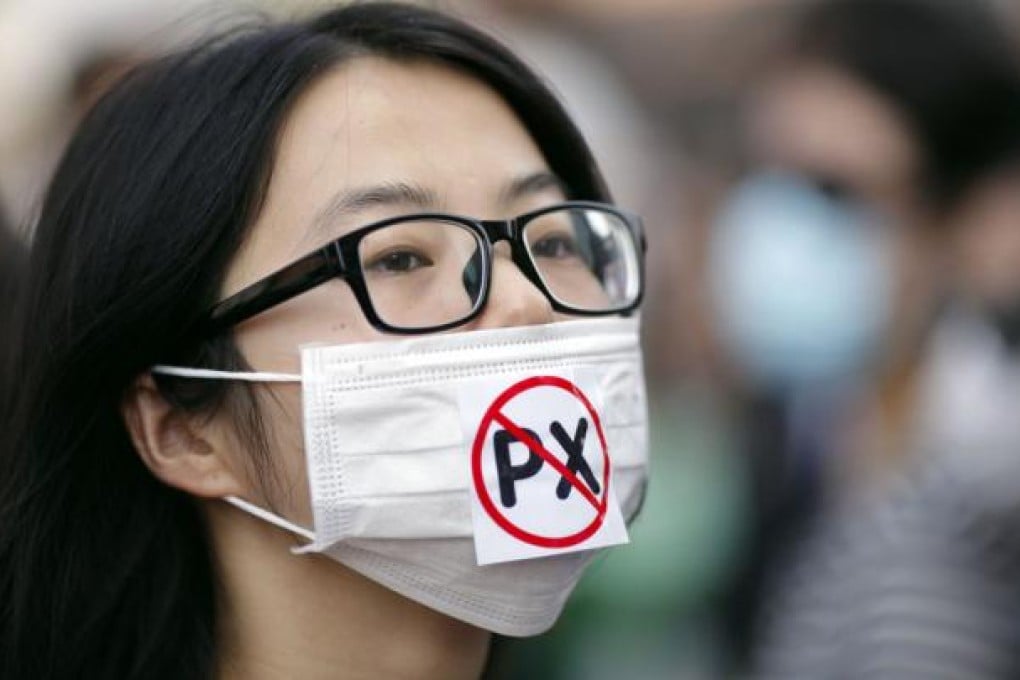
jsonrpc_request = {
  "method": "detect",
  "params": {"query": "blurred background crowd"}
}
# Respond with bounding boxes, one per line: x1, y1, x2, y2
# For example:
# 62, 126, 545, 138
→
5, 0, 1020, 677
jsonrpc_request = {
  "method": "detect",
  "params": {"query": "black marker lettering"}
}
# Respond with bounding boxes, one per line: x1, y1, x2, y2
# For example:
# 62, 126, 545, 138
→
551, 418, 599, 499
493, 428, 544, 507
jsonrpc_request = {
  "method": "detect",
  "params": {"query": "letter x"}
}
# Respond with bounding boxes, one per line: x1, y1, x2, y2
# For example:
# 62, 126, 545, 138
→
551, 418, 600, 499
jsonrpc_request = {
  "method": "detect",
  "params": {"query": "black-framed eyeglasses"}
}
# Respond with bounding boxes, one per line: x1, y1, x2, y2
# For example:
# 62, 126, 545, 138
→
203, 201, 646, 335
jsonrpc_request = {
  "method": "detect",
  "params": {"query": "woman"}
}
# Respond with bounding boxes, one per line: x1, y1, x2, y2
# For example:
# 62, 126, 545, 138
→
0, 4, 649, 678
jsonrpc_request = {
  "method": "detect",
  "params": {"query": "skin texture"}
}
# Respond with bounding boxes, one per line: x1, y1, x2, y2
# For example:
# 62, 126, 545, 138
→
125, 56, 574, 679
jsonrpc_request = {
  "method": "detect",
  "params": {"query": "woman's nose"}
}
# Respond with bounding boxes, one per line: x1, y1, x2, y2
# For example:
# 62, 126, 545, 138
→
473, 245, 554, 330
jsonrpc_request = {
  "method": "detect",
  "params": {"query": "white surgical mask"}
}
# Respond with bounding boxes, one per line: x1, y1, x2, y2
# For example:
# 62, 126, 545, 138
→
154, 317, 648, 636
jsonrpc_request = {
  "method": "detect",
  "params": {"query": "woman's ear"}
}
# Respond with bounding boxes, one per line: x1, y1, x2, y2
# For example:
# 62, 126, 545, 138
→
121, 373, 247, 498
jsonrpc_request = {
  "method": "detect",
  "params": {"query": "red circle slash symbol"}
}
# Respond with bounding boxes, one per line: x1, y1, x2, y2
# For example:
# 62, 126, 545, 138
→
470, 375, 611, 548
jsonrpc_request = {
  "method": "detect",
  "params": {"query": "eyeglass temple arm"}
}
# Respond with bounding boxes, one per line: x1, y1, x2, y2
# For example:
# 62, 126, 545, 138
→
204, 246, 342, 334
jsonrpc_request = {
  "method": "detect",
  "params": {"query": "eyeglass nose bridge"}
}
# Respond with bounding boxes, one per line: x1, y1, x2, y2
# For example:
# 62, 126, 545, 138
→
474, 216, 550, 304
477, 217, 519, 245
476, 217, 535, 275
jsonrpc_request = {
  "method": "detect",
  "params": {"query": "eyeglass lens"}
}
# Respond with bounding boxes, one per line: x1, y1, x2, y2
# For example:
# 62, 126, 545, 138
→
356, 208, 640, 330
523, 207, 640, 312
358, 219, 484, 330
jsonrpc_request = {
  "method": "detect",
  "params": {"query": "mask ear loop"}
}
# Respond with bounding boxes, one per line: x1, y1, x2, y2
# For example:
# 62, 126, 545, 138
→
150, 366, 312, 542
224, 495, 316, 542
151, 365, 301, 382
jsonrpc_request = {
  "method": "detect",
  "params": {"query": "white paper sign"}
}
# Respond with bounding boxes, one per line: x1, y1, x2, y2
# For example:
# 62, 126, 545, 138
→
458, 371, 629, 565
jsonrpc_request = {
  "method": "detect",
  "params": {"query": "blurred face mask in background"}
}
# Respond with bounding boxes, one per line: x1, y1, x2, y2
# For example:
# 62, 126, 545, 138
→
709, 171, 894, 390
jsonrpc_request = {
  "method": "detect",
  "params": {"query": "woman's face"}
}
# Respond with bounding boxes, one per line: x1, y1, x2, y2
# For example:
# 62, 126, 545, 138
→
219, 57, 568, 525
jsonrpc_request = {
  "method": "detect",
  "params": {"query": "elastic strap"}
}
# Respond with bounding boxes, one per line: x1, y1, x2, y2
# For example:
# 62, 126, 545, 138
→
151, 365, 301, 383
224, 495, 316, 542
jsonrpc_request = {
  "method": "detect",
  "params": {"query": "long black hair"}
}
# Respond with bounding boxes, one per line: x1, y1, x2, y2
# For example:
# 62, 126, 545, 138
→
0, 4, 606, 678
0, 209, 25, 422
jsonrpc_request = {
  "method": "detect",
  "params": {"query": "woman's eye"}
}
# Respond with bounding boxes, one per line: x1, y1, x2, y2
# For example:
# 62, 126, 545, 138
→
365, 249, 434, 274
531, 234, 580, 260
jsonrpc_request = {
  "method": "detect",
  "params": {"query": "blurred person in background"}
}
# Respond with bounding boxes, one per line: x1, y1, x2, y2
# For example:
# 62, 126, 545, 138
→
705, 0, 1020, 672
753, 151, 1020, 676
0, 0, 223, 227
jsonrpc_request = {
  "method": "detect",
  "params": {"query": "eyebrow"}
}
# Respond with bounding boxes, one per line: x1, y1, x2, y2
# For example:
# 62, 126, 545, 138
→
499, 171, 567, 204
310, 181, 439, 235
306, 171, 567, 243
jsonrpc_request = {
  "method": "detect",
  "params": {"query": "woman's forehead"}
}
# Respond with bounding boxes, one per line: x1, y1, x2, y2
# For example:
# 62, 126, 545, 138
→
222, 56, 559, 295
268, 57, 553, 217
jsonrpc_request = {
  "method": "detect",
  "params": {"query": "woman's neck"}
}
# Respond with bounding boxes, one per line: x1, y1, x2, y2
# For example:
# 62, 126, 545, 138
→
206, 501, 491, 680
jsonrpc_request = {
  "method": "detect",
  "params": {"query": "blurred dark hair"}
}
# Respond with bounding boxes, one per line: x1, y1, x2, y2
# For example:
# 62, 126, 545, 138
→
0, 210, 25, 420
0, 3, 606, 678
793, 0, 1020, 208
